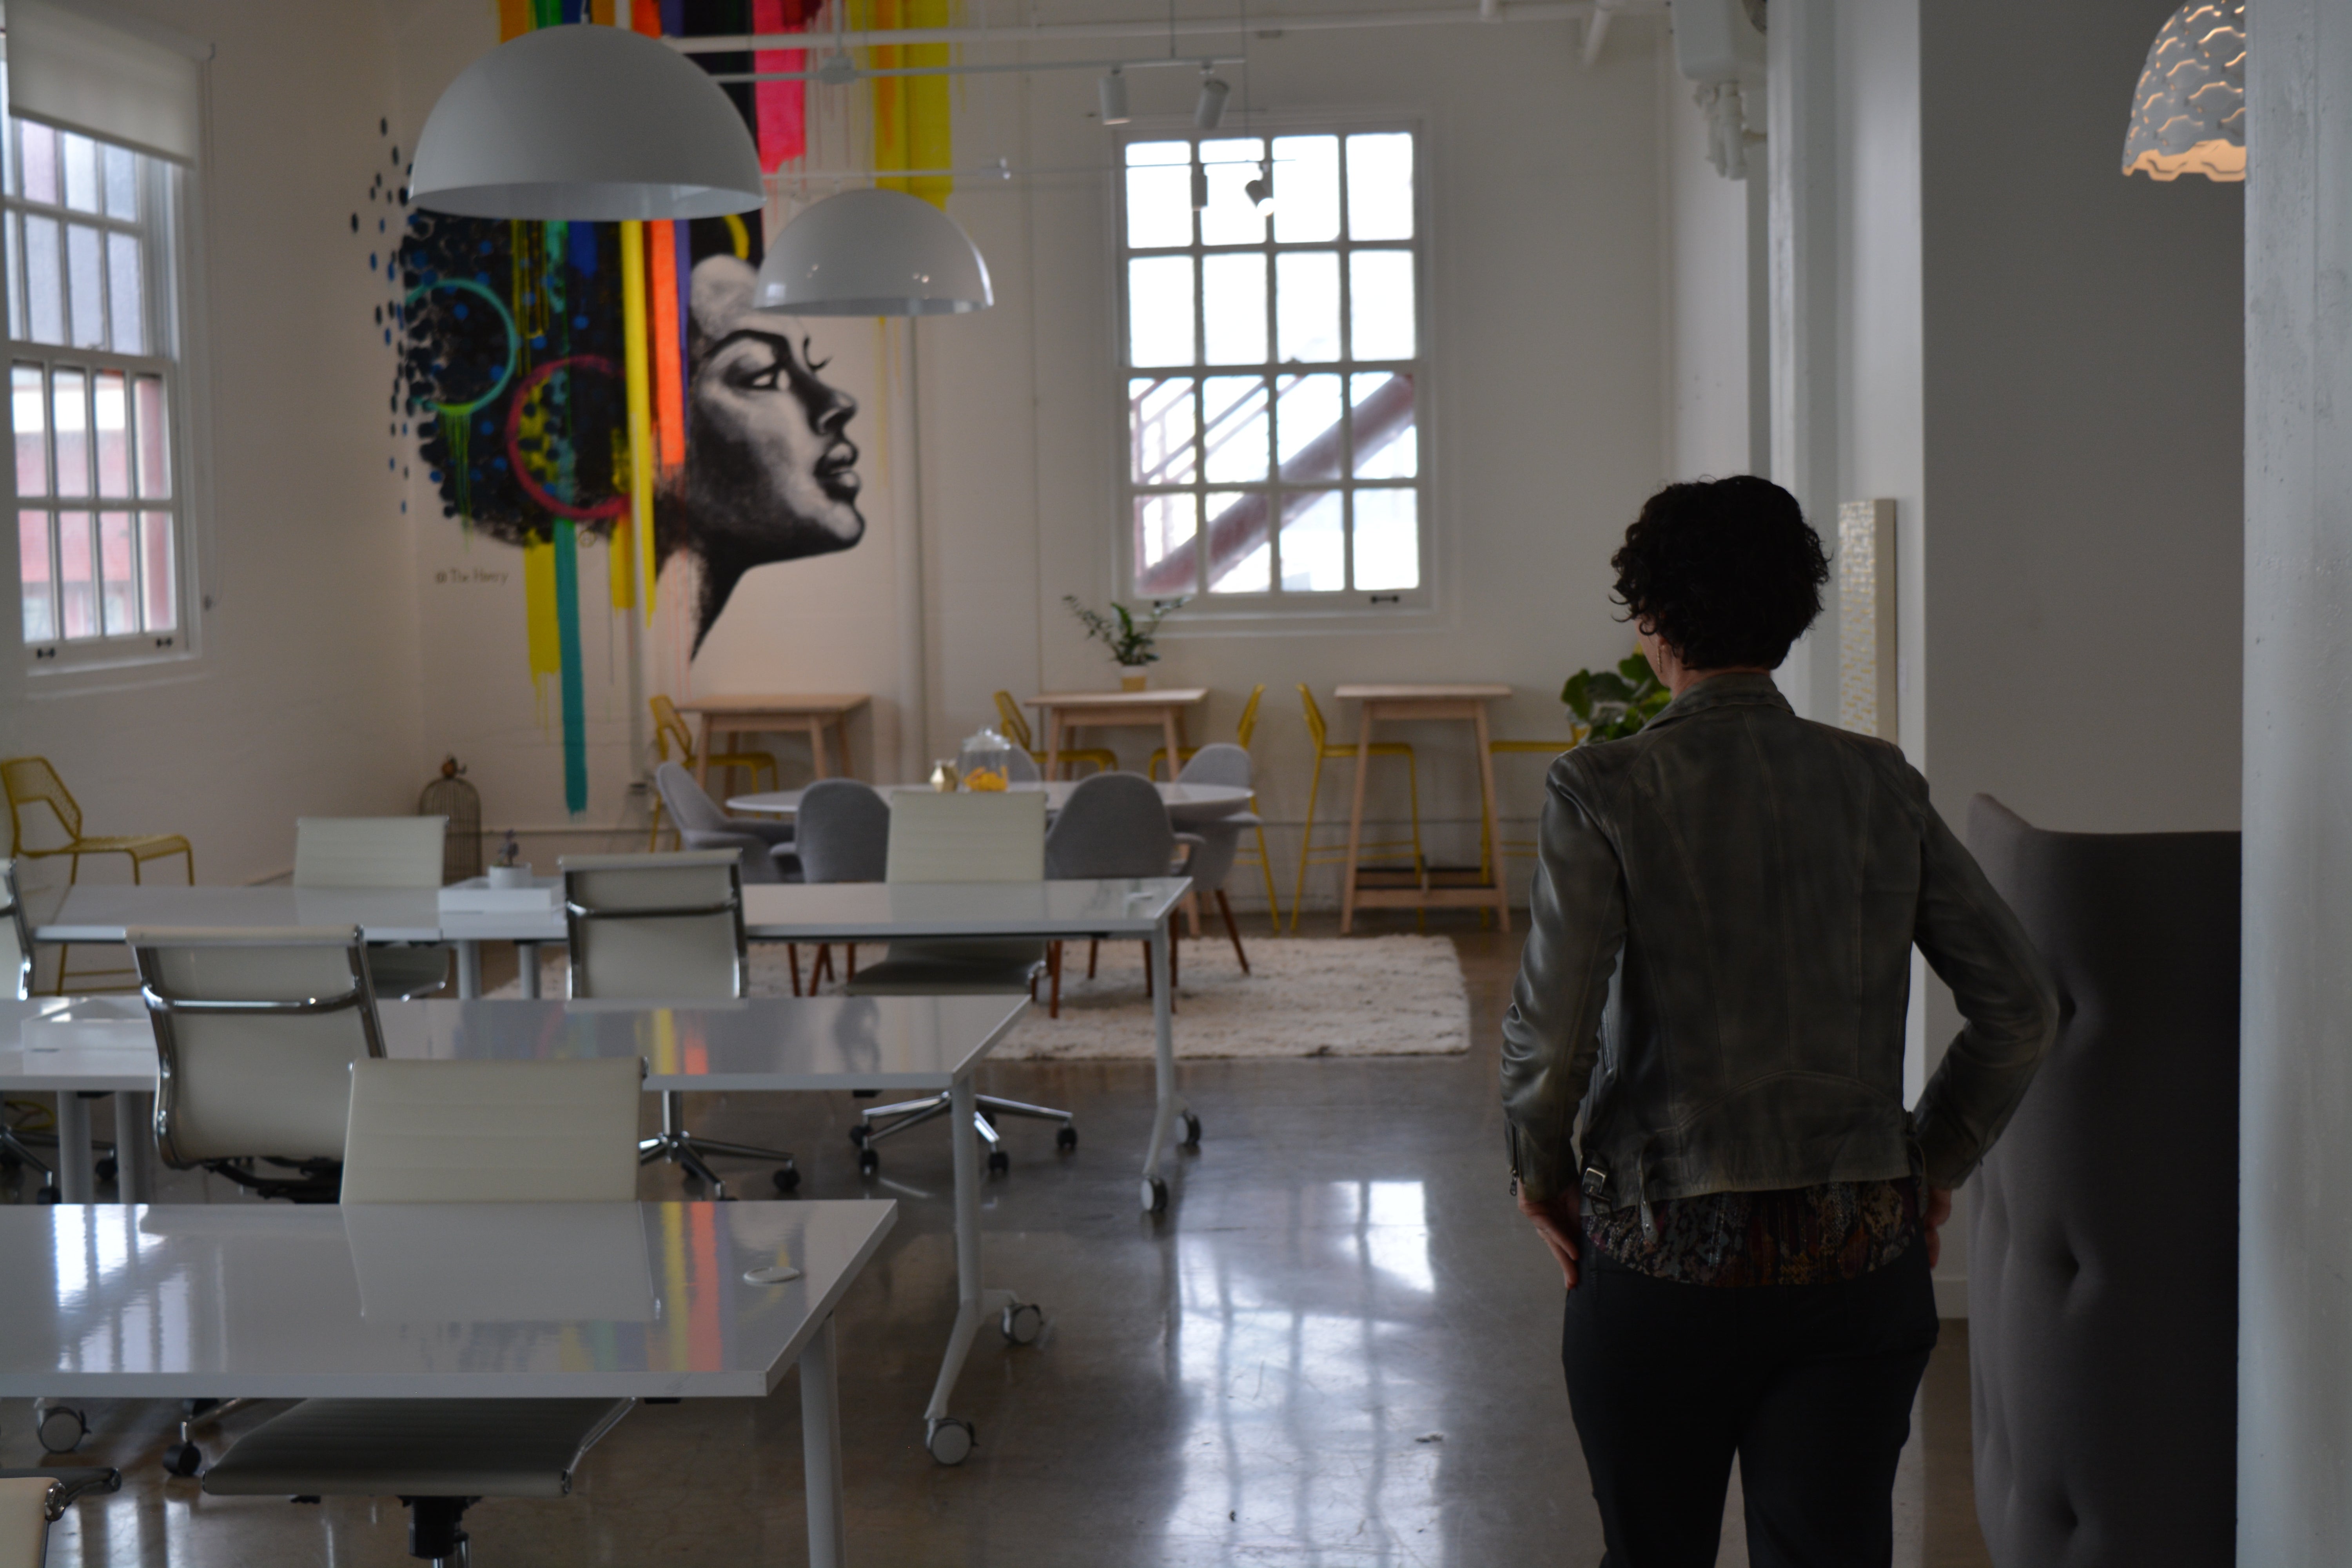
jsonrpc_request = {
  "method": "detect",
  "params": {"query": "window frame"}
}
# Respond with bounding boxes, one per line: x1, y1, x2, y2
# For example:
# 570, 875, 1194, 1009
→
1111, 114, 1436, 627
3, 106, 203, 678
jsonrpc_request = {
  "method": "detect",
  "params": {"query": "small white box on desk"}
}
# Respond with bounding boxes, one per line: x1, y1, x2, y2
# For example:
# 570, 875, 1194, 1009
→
437, 877, 560, 917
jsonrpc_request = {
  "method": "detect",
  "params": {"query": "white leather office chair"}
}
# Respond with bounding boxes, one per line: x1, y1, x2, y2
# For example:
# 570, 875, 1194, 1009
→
201, 1058, 641, 1566
561, 851, 797, 1196
842, 791, 1071, 1174
131, 925, 384, 1203
0, 1469, 119, 1568
293, 817, 453, 999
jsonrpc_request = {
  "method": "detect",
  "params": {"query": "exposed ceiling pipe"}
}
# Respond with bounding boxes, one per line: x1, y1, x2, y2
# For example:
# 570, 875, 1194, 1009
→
666, 2, 1654, 55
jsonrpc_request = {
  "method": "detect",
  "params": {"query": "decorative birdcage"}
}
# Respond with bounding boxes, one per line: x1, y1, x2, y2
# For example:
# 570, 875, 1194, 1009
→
418, 757, 482, 884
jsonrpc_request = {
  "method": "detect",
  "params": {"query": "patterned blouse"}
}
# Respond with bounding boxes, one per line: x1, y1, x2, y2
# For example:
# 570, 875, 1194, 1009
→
1582, 1179, 1921, 1287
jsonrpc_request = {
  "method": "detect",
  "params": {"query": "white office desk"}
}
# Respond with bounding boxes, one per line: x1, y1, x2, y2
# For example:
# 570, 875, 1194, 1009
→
737, 878, 1197, 1212
0, 1200, 893, 1568
0, 997, 156, 1203
31, 883, 569, 999
379, 994, 1030, 1462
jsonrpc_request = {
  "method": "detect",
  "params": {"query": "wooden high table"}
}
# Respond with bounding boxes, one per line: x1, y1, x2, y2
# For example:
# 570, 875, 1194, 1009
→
1029, 687, 1209, 779
676, 693, 869, 785
1334, 683, 1513, 935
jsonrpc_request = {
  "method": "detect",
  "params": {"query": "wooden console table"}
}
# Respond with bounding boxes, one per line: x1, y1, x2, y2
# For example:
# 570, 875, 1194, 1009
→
1334, 683, 1512, 934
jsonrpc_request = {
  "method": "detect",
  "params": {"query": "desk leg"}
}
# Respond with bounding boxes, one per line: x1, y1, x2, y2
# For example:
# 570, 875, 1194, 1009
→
456, 941, 482, 998
808, 718, 832, 779
799, 1314, 847, 1568
517, 942, 542, 999
56, 1093, 94, 1203
1471, 702, 1510, 934
1044, 710, 1063, 780
924, 1074, 1016, 1462
1140, 919, 1182, 1212
116, 1091, 154, 1204
1339, 711, 1376, 935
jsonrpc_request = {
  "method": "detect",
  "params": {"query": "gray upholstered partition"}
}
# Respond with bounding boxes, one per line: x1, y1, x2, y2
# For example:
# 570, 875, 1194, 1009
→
1965, 795, 2238, 1567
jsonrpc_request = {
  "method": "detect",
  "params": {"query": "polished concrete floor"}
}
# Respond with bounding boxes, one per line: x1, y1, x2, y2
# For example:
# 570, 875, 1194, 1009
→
3, 918, 1996, 1566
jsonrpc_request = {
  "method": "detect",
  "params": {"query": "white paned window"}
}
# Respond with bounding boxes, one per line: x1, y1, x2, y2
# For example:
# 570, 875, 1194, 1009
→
5, 112, 190, 665
1119, 127, 1427, 612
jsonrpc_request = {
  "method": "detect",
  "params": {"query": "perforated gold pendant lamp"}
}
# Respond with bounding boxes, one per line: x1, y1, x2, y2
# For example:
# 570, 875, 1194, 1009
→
410, 23, 765, 220
2121, 0, 2246, 183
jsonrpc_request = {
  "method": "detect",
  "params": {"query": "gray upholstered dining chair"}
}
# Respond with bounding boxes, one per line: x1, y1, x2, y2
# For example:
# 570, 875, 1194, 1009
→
1042, 771, 1201, 1015
794, 779, 891, 987
1174, 744, 1259, 972
560, 851, 797, 1195
131, 924, 386, 1203
841, 790, 1074, 1174
652, 762, 798, 883
200, 1058, 643, 1568
292, 817, 454, 1000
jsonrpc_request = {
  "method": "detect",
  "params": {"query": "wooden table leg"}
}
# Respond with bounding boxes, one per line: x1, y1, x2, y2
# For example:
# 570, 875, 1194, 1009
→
694, 715, 715, 790
1340, 704, 1376, 935
1163, 708, 1185, 783
831, 715, 857, 780
807, 717, 831, 779
1044, 709, 1064, 780
1472, 701, 1510, 933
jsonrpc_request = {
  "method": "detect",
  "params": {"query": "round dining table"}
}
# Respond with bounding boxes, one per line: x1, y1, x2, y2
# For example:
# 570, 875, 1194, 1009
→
727, 780, 1253, 824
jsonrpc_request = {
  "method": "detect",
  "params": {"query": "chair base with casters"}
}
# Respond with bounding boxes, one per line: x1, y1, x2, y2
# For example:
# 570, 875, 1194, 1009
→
638, 1087, 798, 1196
201, 1397, 633, 1566
851, 1091, 1076, 1176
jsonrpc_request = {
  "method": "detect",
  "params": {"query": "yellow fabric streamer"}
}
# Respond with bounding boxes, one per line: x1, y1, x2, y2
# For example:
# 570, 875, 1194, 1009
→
620, 220, 657, 624
862, 0, 955, 210
523, 536, 561, 684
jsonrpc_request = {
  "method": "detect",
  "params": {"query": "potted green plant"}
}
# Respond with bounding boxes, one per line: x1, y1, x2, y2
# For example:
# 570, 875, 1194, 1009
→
1561, 650, 1671, 742
1064, 595, 1187, 690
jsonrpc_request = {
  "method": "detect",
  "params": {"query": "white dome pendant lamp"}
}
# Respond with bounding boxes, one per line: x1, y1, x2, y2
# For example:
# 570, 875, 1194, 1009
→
753, 188, 994, 316
411, 23, 765, 220
2121, 0, 2246, 183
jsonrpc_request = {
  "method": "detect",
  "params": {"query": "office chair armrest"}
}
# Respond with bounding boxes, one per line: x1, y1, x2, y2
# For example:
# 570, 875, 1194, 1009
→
0, 1466, 121, 1519
1171, 832, 1207, 869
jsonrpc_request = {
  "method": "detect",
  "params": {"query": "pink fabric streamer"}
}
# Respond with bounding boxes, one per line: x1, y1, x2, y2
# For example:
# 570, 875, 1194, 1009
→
755, 0, 808, 170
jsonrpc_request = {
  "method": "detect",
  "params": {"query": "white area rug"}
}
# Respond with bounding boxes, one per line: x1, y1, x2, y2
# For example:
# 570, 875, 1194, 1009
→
499, 935, 1470, 1060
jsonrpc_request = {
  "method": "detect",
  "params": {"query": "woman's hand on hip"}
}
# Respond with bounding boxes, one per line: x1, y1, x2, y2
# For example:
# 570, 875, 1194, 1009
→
1922, 1185, 1954, 1269
1517, 1185, 1583, 1291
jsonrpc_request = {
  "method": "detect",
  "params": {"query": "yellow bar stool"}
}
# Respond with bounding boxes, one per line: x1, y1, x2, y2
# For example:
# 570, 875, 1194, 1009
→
1151, 684, 1282, 931
2, 755, 193, 993
646, 694, 778, 849
1482, 732, 1586, 881
1290, 686, 1426, 933
993, 691, 1116, 777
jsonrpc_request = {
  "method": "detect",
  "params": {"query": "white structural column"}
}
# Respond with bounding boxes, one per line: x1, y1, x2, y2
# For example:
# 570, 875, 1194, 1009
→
2241, 0, 2352, 1557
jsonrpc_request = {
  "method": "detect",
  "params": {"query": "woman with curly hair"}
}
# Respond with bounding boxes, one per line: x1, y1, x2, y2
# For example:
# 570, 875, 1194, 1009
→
1501, 475, 2058, 1567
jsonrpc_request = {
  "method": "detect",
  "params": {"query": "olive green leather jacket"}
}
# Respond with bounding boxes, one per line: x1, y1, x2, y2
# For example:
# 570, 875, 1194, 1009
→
1500, 674, 2057, 1208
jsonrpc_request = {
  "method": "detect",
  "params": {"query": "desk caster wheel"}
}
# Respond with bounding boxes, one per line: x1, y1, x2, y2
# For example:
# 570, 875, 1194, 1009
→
1141, 1176, 1169, 1214
1056, 1125, 1078, 1153
35, 1401, 87, 1453
926, 1416, 975, 1466
164, 1442, 203, 1478
35, 1184, 60, 1205
858, 1147, 879, 1176
987, 1149, 1009, 1176
96, 1157, 118, 1183
1181, 1112, 1202, 1148
772, 1163, 800, 1194
1001, 1302, 1044, 1345
848, 1124, 869, 1148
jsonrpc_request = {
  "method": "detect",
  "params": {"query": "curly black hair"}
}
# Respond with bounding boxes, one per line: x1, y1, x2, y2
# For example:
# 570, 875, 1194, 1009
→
1609, 476, 1830, 671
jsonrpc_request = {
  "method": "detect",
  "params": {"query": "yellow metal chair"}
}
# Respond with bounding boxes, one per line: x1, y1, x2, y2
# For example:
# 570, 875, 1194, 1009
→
3, 755, 194, 993
1483, 733, 1586, 880
993, 691, 1116, 778
1149, 685, 1282, 931
646, 695, 780, 849
1290, 686, 1426, 933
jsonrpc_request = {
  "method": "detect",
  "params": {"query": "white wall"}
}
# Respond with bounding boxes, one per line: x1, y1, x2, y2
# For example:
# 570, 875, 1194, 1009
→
2240, 0, 2352, 1555
387, 16, 1678, 906
1, 1, 421, 919
1661, 46, 1753, 483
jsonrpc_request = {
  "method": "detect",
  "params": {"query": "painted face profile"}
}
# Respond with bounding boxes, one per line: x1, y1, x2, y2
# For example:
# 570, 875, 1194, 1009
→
664, 255, 866, 650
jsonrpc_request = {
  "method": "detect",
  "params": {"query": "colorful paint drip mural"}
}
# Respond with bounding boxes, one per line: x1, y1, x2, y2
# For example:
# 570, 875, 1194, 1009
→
380, 0, 955, 813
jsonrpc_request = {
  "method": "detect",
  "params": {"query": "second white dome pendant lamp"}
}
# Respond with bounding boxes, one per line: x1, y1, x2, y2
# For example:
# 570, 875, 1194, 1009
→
753, 188, 995, 316
410, 24, 765, 220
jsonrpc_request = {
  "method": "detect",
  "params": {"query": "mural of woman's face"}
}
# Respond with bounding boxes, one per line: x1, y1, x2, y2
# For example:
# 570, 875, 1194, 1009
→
673, 255, 866, 646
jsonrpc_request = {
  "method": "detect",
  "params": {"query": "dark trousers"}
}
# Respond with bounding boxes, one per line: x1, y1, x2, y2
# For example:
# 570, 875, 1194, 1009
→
1561, 1241, 1938, 1568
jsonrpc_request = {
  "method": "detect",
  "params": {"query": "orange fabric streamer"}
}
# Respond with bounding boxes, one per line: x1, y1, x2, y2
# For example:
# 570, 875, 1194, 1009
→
649, 221, 686, 470
631, 0, 662, 34
499, 0, 532, 39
